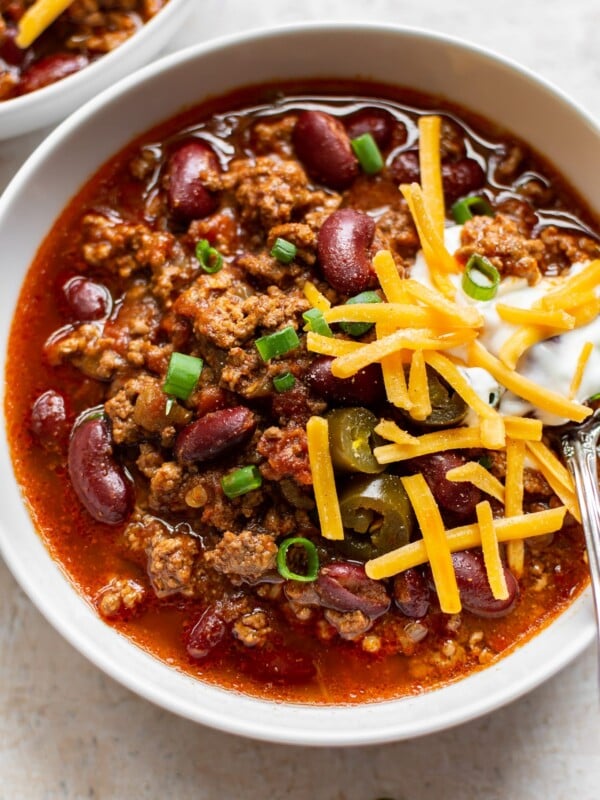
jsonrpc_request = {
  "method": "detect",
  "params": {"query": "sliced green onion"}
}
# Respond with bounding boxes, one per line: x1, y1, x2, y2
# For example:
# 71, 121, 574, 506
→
461, 254, 500, 301
451, 195, 494, 224
273, 372, 296, 392
221, 465, 262, 499
303, 307, 333, 337
351, 133, 384, 175
255, 326, 300, 361
195, 239, 223, 273
276, 537, 319, 582
339, 290, 383, 337
163, 352, 203, 400
270, 237, 297, 264
587, 391, 600, 402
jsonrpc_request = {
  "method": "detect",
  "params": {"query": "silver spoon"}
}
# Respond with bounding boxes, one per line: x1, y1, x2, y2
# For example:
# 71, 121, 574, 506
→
553, 408, 600, 682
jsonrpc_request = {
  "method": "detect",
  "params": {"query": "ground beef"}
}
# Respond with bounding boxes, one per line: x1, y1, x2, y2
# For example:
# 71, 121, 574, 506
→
251, 115, 297, 157
267, 222, 318, 265
257, 425, 312, 485
211, 155, 329, 231
456, 213, 545, 284
232, 610, 272, 647
147, 529, 199, 597
324, 609, 372, 640
95, 577, 145, 618
538, 226, 600, 273
204, 530, 278, 583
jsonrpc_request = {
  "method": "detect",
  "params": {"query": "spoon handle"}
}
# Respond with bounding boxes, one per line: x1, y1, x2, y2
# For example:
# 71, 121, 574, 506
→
561, 428, 600, 687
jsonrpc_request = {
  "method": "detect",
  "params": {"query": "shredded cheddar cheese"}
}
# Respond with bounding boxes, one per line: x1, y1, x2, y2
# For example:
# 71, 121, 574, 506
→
303, 281, 331, 312
418, 116, 445, 238
401, 474, 461, 613
423, 351, 505, 448
16, 0, 73, 48
372, 250, 408, 302
305, 332, 362, 357
503, 416, 543, 441
539, 259, 600, 310
376, 322, 412, 410
402, 278, 483, 328
374, 426, 484, 464
467, 340, 592, 423
446, 462, 505, 504
569, 341, 594, 400
407, 350, 432, 421
374, 420, 419, 445
306, 416, 344, 541
495, 304, 575, 330
505, 438, 526, 577
476, 501, 509, 600
330, 327, 477, 380
365, 506, 567, 579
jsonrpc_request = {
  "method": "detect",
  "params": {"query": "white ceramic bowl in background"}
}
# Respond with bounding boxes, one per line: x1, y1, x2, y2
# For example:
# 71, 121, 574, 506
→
0, 24, 598, 746
0, 0, 195, 140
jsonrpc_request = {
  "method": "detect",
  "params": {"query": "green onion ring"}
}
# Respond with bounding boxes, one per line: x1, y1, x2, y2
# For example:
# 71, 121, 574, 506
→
276, 537, 320, 582
461, 253, 500, 301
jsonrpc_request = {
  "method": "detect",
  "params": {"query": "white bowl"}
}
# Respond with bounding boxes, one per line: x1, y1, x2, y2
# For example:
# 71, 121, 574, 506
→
0, 0, 195, 140
0, 23, 598, 746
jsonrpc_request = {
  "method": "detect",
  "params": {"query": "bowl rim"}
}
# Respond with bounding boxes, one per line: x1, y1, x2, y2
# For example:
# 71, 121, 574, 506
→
0, 20, 596, 746
0, 0, 194, 119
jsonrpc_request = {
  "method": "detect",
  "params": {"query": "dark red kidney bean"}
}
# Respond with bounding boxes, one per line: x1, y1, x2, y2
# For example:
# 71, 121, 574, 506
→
390, 151, 485, 203
62, 276, 111, 321
316, 562, 390, 619
30, 390, 70, 451
317, 208, 377, 294
411, 452, 482, 519
186, 606, 227, 660
0, 25, 26, 67
442, 158, 486, 203
344, 107, 397, 150
390, 150, 421, 184
239, 636, 316, 683
450, 550, 519, 619
306, 356, 385, 407
19, 53, 88, 95
306, 356, 384, 406
68, 415, 134, 525
393, 568, 430, 618
175, 406, 256, 464
292, 110, 359, 189
166, 139, 220, 222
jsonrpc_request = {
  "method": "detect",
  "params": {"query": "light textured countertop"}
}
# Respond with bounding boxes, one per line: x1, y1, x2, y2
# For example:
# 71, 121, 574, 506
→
1, 1, 599, 798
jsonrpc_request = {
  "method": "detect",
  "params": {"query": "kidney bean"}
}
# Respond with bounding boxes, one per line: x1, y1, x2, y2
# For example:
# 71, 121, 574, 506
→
317, 208, 377, 294
62, 276, 111, 321
166, 139, 220, 222
306, 356, 384, 407
30, 389, 70, 451
186, 606, 227, 660
344, 107, 397, 150
292, 110, 359, 189
390, 151, 485, 203
19, 53, 88, 95
393, 568, 430, 618
450, 550, 519, 618
316, 562, 390, 619
175, 406, 256, 464
442, 158, 486, 203
68, 414, 134, 525
390, 150, 421, 184
411, 452, 482, 519
0, 25, 26, 67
